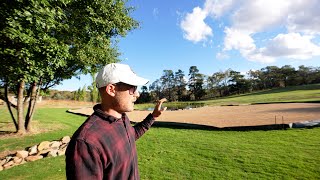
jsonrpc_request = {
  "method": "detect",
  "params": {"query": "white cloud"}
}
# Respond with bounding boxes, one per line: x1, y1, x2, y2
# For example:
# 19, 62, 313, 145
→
204, 0, 235, 18
224, 28, 255, 53
231, 0, 290, 33
286, 0, 320, 34
180, 0, 320, 63
261, 33, 320, 59
180, 7, 212, 43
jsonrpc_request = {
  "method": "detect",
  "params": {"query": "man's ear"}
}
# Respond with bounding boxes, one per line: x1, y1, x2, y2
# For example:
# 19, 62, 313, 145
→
105, 84, 116, 97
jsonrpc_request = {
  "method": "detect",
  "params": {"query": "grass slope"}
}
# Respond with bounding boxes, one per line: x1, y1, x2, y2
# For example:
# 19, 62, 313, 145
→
134, 84, 320, 110
203, 83, 320, 105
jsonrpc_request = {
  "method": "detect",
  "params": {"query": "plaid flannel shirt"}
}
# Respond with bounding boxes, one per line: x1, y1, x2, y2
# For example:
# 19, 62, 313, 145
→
65, 104, 155, 180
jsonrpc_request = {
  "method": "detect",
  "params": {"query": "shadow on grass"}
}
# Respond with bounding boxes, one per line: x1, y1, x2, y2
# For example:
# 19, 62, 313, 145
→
0, 131, 17, 138
66, 109, 318, 131
132, 121, 292, 131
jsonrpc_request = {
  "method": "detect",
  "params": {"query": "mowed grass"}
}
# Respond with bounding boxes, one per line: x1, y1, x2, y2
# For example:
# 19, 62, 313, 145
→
0, 84, 320, 179
134, 84, 320, 110
0, 112, 319, 179
0, 107, 85, 152
1, 107, 320, 179
202, 84, 320, 105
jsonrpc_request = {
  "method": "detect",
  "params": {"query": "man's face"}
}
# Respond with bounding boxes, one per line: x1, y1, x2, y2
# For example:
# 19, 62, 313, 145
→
113, 83, 139, 113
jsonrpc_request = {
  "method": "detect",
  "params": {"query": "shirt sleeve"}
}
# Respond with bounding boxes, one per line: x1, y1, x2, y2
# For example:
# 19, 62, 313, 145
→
66, 139, 104, 180
133, 113, 155, 140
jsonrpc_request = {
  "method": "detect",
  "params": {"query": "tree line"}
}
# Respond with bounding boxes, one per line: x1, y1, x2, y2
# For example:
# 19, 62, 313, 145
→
43, 64, 320, 103
136, 65, 320, 103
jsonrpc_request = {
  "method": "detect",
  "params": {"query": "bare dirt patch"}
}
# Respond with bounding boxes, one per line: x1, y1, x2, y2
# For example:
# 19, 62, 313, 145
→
37, 100, 95, 108
68, 103, 320, 128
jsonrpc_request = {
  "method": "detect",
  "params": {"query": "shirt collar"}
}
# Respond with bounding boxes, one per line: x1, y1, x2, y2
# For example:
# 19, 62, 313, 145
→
93, 104, 126, 123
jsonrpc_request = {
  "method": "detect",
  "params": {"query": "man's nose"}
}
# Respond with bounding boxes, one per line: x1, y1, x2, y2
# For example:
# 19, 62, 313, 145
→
134, 90, 140, 98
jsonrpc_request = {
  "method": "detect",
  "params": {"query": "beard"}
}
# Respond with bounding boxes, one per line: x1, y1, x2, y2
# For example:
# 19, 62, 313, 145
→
113, 93, 135, 113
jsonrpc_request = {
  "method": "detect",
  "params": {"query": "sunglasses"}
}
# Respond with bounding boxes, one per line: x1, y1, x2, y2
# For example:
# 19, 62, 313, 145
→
114, 83, 137, 95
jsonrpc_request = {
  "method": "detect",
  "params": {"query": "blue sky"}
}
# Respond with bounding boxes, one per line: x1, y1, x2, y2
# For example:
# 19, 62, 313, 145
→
54, 0, 320, 91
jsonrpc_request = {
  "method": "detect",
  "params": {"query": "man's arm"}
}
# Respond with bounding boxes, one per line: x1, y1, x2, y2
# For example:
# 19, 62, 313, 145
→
133, 98, 167, 140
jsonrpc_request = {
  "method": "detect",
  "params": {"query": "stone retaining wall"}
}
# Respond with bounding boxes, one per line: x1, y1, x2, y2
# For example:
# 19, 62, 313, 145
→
0, 136, 70, 171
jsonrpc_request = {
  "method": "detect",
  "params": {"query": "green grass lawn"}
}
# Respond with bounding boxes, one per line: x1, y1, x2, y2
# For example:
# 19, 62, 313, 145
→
202, 83, 320, 105
1, 107, 320, 179
0, 107, 85, 152
1, 84, 320, 179
134, 84, 320, 110
0, 115, 319, 179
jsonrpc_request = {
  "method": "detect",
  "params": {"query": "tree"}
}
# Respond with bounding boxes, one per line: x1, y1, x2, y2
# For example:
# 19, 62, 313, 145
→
174, 69, 187, 101
136, 86, 151, 103
1, 0, 138, 134
261, 66, 282, 88
228, 70, 250, 94
160, 70, 175, 101
149, 79, 162, 101
208, 71, 226, 97
296, 65, 314, 85
88, 72, 99, 103
188, 66, 205, 100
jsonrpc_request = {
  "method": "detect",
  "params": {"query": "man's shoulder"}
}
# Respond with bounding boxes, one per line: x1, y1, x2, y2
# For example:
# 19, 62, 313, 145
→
77, 114, 110, 137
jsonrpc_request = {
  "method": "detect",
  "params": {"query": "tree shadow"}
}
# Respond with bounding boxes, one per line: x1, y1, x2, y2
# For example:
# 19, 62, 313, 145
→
132, 121, 292, 131
0, 122, 17, 136
0, 130, 17, 137
66, 110, 318, 131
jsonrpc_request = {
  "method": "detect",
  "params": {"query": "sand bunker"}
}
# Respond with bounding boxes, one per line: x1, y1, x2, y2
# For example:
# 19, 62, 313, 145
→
68, 103, 320, 128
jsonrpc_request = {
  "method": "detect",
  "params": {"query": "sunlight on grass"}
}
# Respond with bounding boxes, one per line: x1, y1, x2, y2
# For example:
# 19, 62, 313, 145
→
1, 84, 319, 179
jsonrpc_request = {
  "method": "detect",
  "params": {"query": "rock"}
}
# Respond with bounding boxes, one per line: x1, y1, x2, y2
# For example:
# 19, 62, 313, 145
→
3, 160, 14, 168
50, 141, 62, 149
60, 143, 68, 150
37, 149, 51, 156
38, 141, 51, 151
6, 156, 13, 162
0, 136, 72, 171
0, 159, 6, 166
16, 150, 29, 159
25, 155, 43, 162
13, 157, 23, 164
47, 150, 58, 157
61, 136, 71, 144
28, 145, 38, 155
58, 148, 66, 156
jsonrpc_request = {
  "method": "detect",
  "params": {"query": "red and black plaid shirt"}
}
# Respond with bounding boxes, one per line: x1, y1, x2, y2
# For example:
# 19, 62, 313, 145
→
65, 104, 155, 180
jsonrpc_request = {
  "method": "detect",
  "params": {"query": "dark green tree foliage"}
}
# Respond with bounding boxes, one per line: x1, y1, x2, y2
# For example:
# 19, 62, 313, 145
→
160, 70, 175, 101
174, 69, 187, 101
0, 0, 138, 133
149, 79, 162, 101
188, 66, 205, 100
136, 86, 151, 104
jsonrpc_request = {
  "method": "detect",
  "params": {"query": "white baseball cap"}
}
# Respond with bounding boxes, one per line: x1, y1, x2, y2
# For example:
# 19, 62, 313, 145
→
96, 63, 149, 88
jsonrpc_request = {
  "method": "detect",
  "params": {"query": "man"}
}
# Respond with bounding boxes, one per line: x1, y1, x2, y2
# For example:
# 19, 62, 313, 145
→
65, 63, 167, 180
